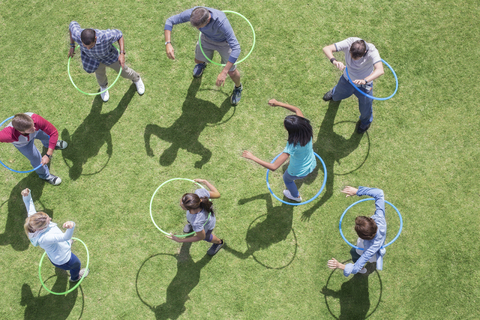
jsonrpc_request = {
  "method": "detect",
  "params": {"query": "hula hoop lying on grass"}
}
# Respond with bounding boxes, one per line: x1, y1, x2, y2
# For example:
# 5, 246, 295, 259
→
150, 178, 211, 238
68, 44, 122, 95
339, 198, 403, 250
38, 237, 89, 296
198, 10, 256, 66
345, 58, 398, 101
0, 116, 42, 173
266, 152, 327, 206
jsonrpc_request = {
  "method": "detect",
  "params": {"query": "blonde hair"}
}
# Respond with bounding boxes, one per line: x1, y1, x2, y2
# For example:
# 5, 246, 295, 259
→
24, 212, 49, 235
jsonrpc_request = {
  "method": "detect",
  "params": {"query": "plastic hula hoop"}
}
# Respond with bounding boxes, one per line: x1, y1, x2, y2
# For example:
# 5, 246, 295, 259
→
150, 178, 211, 238
266, 152, 327, 206
38, 237, 89, 296
0, 116, 42, 173
68, 44, 123, 95
339, 198, 403, 250
345, 58, 398, 101
198, 10, 256, 66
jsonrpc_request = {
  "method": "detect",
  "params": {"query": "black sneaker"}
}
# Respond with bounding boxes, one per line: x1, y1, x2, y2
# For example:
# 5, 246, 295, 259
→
323, 90, 333, 101
193, 63, 206, 78
230, 85, 243, 105
55, 140, 68, 150
45, 174, 62, 186
183, 223, 193, 233
70, 268, 89, 282
356, 120, 370, 134
207, 240, 224, 256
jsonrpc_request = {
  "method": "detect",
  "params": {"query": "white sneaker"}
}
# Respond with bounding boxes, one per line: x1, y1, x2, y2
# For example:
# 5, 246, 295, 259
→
100, 86, 109, 102
283, 190, 302, 202
134, 78, 145, 95
359, 267, 367, 274
46, 174, 62, 186
55, 140, 68, 150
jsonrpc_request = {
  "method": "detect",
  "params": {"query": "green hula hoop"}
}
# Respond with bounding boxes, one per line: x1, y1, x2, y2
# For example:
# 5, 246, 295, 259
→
67, 44, 122, 95
198, 10, 256, 66
149, 178, 211, 238
38, 237, 89, 296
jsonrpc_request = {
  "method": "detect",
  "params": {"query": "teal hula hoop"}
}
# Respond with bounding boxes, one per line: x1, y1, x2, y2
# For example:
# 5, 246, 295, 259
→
339, 198, 403, 250
345, 58, 398, 101
67, 44, 122, 95
38, 237, 89, 296
198, 10, 256, 66
150, 178, 211, 238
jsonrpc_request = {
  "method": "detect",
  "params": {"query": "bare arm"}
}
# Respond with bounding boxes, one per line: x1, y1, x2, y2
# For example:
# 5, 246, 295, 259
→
216, 61, 234, 87
68, 30, 75, 58
242, 151, 289, 171
323, 43, 345, 71
194, 179, 221, 199
327, 258, 346, 270
167, 229, 205, 243
118, 36, 125, 68
164, 30, 175, 60
268, 99, 304, 117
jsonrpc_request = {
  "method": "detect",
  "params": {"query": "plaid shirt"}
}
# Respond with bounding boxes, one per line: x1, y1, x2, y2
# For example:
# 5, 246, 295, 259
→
69, 21, 123, 73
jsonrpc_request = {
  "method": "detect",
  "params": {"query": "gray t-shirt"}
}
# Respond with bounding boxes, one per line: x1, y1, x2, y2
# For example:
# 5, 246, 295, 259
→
335, 37, 382, 83
185, 188, 216, 232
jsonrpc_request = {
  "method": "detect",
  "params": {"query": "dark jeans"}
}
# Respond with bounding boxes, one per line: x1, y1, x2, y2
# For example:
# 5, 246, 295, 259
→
350, 247, 361, 263
51, 253, 81, 280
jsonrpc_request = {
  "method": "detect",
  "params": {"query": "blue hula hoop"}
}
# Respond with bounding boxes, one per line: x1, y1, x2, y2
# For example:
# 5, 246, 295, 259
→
339, 198, 403, 250
345, 59, 398, 101
0, 116, 42, 173
266, 152, 327, 206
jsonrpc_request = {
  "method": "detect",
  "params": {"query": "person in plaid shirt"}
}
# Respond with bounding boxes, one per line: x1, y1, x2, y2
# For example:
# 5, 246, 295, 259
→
68, 21, 145, 102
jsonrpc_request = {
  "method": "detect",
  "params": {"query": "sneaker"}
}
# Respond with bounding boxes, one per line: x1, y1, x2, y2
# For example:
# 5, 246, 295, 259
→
356, 120, 371, 134
100, 86, 109, 102
134, 78, 145, 95
193, 63, 206, 78
230, 84, 243, 106
323, 90, 333, 101
207, 240, 224, 256
45, 174, 62, 186
183, 223, 193, 233
358, 267, 367, 274
55, 140, 68, 150
70, 268, 89, 282
283, 190, 302, 202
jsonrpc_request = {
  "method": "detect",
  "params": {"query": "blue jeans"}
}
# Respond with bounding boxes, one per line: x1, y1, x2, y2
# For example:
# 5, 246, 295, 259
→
51, 253, 81, 280
332, 76, 374, 129
14, 130, 50, 179
283, 170, 307, 198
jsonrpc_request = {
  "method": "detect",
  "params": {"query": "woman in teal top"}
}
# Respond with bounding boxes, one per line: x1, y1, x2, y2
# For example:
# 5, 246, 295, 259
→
242, 99, 316, 202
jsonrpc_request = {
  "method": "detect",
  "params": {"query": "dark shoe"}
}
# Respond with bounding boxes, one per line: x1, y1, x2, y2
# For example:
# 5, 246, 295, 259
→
193, 63, 206, 78
323, 90, 333, 101
230, 84, 243, 105
207, 240, 224, 256
356, 121, 371, 134
45, 174, 62, 186
70, 268, 89, 282
183, 223, 193, 233
55, 140, 68, 150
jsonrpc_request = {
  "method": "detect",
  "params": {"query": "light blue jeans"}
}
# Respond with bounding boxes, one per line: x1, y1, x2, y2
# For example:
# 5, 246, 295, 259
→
332, 76, 374, 129
15, 130, 50, 179
283, 170, 307, 198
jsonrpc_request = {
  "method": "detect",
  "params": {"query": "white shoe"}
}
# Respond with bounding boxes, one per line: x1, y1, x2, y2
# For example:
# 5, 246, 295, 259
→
46, 174, 62, 186
100, 86, 109, 102
359, 267, 367, 274
55, 140, 68, 150
283, 190, 302, 202
134, 78, 145, 95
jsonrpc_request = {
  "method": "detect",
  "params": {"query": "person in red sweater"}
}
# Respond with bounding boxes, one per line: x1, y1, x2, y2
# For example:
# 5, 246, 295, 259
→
0, 113, 67, 185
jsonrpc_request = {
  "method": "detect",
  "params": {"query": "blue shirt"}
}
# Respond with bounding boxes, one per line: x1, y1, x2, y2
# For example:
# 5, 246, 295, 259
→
164, 7, 241, 63
69, 21, 123, 73
343, 187, 387, 277
283, 138, 316, 177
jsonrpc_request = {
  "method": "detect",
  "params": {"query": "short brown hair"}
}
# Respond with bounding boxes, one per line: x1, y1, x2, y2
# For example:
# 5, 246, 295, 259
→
355, 216, 377, 240
350, 40, 367, 59
12, 114, 34, 132
190, 7, 210, 28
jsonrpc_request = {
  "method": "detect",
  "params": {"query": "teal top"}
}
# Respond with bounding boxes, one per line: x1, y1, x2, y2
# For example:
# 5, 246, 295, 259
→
283, 138, 316, 177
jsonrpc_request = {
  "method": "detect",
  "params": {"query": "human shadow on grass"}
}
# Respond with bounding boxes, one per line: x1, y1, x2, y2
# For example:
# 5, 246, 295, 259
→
321, 262, 382, 320
144, 78, 232, 169
0, 173, 51, 251
60, 84, 136, 180
21, 268, 83, 320
224, 193, 297, 269
136, 243, 212, 320
301, 100, 369, 221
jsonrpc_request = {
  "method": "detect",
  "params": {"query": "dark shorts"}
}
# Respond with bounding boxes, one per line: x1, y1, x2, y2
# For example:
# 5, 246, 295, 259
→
203, 229, 213, 242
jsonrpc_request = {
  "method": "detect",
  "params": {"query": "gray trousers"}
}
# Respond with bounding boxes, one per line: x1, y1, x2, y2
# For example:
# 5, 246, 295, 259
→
95, 61, 140, 87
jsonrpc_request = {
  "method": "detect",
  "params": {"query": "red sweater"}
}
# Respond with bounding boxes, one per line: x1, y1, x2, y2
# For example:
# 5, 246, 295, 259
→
0, 113, 58, 149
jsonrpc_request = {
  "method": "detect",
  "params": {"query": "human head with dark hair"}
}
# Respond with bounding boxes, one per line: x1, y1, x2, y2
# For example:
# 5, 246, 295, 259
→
180, 193, 215, 216
12, 113, 35, 133
190, 7, 211, 28
350, 40, 367, 60
284, 115, 313, 147
81, 29, 97, 48
354, 216, 377, 240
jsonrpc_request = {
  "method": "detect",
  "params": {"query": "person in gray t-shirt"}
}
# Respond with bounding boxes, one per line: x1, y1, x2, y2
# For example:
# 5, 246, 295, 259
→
166, 179, 224, 256
322, 37, 384, 134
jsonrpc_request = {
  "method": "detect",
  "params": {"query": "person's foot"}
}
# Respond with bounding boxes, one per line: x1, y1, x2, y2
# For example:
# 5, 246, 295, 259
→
283, 190, 302, 202
100, 86, 109, 102
55, 140, 68, 150
70, 268, 90, 282
193, 63, 206, 78
45, 174, 62, 186
356, 120, 371, 134
183, 223, 193, 233
134, 78, 145, 95
230, 84, 243, 106
207, 240, 224, 256
323, 90, 333, 101
358, 267, 367, 274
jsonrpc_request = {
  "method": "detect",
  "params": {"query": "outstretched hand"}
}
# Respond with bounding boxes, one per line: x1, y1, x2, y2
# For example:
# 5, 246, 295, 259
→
242, 150, 254, 160
327, 258, 340, 269
21, 188, 30, 197
341, 186, 358, 197
268, 99, 279, 107
166, 233, 181, 242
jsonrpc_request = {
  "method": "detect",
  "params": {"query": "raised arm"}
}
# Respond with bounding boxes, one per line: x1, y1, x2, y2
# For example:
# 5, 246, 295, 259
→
21, 188, 37, 217
242, 151, 289, 171
268, 99, 304, 117
323, 43, 344, 71
194, 179, 221, 199
40, 222, 75, 245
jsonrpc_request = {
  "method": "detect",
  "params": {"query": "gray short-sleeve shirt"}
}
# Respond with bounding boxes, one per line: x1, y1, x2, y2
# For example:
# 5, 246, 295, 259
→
185, 188, 216, 232
335, 37, 382, 82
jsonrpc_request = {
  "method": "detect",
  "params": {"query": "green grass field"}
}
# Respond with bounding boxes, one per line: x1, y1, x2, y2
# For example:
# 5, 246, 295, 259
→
1, 0, 480, 319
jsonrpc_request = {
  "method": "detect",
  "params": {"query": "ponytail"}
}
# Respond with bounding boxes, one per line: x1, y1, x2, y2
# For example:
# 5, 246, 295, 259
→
181, 193, 215, 216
